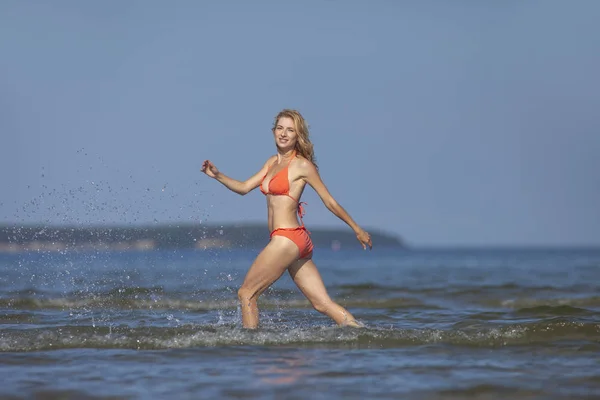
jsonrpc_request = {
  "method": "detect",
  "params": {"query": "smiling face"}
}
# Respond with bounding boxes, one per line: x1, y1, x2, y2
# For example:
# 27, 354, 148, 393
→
272, 116, 298, 151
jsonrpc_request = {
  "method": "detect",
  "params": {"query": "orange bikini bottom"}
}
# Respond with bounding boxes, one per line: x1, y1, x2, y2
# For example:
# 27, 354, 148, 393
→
270, 226, 314, 259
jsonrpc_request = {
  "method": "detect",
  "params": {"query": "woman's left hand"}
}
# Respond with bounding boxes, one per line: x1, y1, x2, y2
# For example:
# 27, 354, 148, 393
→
356, 229, 372, 250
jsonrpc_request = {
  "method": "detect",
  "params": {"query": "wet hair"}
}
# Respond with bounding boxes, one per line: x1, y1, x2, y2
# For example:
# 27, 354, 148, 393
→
272, 109, 317, 169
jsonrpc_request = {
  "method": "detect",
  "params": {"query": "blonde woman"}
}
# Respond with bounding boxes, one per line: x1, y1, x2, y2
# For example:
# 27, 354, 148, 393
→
201, 109, 372, 329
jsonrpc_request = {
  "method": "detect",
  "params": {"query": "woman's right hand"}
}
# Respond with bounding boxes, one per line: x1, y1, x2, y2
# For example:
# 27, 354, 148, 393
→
201, 160, 220, 179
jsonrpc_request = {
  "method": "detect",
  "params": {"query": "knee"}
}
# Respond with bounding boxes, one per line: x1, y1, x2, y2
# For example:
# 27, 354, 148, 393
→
237, 286, 256, 303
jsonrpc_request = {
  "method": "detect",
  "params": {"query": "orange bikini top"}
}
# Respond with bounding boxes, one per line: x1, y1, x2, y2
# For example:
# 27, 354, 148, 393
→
260, 152, 307, 225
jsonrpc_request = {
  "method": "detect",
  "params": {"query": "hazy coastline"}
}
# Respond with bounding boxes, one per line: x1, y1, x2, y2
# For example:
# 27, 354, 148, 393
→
0, 223, 404, 253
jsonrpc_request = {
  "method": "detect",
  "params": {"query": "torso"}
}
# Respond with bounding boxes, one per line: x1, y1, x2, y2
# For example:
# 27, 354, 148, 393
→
260, 154, 307, 232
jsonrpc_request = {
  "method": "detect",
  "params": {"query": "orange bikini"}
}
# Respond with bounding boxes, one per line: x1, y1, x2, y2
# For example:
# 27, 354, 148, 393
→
260, 152, 314, 259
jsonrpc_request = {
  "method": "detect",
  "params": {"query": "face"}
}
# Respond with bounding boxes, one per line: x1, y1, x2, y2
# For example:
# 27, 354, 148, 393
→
273, 117, 298, 150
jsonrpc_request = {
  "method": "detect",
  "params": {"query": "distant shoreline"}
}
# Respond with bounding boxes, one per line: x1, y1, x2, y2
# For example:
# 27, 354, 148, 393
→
0, 223, 404, 253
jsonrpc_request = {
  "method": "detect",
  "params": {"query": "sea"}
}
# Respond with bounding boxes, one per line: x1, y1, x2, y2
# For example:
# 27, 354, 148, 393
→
1, 246, 599, 399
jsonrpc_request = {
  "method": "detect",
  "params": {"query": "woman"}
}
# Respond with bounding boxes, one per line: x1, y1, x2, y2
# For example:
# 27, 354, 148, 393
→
201, 109, 372, 329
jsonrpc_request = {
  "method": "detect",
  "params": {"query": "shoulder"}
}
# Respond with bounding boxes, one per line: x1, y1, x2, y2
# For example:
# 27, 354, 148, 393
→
293, 155, 318, 177
263, 155, 277, 167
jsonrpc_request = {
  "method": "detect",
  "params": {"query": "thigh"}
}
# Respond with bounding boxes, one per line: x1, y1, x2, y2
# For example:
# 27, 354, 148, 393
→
241, 236, 300, 296
288, 259, 333, 305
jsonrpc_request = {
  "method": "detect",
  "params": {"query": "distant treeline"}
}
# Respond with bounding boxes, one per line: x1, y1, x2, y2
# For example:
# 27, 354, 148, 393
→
0, 223, 404, 252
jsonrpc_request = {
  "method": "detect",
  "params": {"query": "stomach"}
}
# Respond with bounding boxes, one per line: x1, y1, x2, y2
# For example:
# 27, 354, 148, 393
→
266, 196, 302, 232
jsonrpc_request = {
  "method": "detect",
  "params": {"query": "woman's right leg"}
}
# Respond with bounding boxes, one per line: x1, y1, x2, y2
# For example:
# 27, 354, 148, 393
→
238, 237, 300, 329
288, 258, 362, 327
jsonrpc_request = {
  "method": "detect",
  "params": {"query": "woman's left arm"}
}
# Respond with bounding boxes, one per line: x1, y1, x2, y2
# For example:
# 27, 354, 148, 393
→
301, 161, 372, 250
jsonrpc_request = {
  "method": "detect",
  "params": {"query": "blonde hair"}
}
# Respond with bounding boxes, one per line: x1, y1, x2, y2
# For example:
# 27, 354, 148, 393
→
272, 109, 317, 169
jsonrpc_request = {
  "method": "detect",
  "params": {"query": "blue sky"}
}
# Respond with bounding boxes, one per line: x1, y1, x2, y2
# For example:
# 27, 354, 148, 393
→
1, 1, 599, 247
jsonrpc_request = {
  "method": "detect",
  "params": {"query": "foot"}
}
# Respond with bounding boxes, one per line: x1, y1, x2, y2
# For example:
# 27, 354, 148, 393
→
341, 319, 365, 328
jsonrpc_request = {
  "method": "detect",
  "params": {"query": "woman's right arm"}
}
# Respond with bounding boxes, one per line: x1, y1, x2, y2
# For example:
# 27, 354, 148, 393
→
201, 157, 274, 195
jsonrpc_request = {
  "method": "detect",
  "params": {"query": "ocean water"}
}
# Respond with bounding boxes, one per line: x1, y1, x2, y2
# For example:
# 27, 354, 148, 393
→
1, 246, 599, 399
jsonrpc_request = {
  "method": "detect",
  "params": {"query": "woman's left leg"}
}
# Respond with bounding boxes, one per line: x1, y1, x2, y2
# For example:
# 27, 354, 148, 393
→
288, 258, 362, 327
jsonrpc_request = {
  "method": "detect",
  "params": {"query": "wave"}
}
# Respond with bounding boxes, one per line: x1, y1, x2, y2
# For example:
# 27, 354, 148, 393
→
0, 312, 38, 324
511, 305, 597, 317
498, 297, 600, 308
5, 282, 600, 303
2, 293, 600, 314
0, 295, 426, 312
1, 319, 598, 352
456, 306, 599, 323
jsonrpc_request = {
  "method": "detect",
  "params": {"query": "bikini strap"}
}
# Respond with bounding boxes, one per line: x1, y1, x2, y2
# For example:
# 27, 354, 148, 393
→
297, 201, 308, 231
261, 157, 277, 180
287, 150, 296, 166
267, 157, 278, 172
286, 151, 307, 229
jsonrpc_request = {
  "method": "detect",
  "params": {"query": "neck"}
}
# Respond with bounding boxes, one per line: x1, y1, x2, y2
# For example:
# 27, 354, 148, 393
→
277, 149, 296, 162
